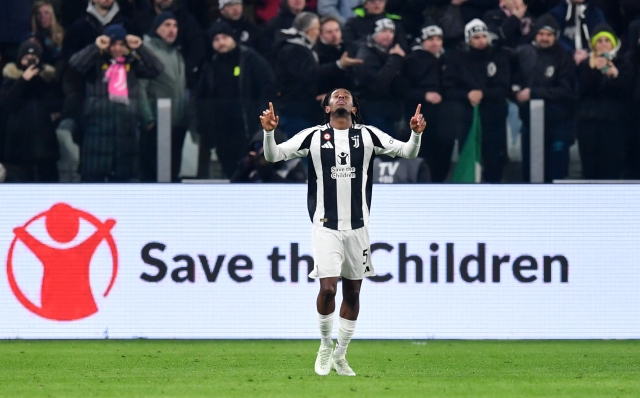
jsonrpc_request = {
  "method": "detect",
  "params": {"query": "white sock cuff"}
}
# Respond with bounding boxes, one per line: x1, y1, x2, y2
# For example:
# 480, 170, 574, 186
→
318, 312, 334, 322
339, 317, 357, 331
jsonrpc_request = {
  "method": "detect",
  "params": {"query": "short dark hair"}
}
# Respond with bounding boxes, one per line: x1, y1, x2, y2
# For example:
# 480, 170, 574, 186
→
320, 15, 341, 29
292, 12, 319, 33
322, 88, 365, 127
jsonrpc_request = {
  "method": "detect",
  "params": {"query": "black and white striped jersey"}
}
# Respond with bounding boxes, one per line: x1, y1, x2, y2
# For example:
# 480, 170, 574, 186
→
264, 124, 421, 231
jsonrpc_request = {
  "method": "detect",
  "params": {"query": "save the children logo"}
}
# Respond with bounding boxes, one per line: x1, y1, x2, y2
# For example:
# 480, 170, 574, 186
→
6, 203, 118, 321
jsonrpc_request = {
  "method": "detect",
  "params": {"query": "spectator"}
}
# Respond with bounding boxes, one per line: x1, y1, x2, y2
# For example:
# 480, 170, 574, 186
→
352, 17, 405, 136
512, 14, 575, 182
265, 0, 308, 56
548, 0, 605, 65
139, 12, 189, 182
216, 0, 267, 55
230, 130, 307, 183
484, 0, 535, 50
69, 24, 162, 182
403, 23, 452, 182
625, 19, 640, 179
317, 0, 360, 25
0, 0, 32, 63
30, 0, 65, 79
621, 1, 640, 34
373, 154, 431, 183
194, 21, 276, 178
576, 24, 632, 179
273, 12, 356, 137
0, 40, 61, 182
133, 0, 206, 88
442, 19, 510, 182
343, 0, 407, 55
59, 0, 146, 30
62, 0, 132, 61
315, 16, 362, 96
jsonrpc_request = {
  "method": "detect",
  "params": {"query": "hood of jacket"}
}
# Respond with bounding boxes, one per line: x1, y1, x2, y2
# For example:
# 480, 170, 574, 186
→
3, 62, 56, 82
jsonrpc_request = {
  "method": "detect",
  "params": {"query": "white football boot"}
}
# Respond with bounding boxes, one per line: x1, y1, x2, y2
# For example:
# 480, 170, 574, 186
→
315, 344, 334, 376
331, 355, 356, 376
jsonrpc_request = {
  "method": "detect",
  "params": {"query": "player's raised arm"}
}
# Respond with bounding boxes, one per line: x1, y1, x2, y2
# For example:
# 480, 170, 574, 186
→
409, 104, 427, 134
261, 102, 314, 163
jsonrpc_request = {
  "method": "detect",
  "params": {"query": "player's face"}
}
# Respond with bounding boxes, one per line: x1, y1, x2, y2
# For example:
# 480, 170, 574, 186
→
326, 89, 356, 117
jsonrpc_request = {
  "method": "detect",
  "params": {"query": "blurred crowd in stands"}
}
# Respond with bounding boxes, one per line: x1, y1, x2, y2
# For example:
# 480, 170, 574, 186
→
1, 0, 639, 183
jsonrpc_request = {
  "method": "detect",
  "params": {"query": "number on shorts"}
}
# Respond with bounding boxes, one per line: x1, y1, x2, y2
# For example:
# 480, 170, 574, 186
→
363, 249, 369, 265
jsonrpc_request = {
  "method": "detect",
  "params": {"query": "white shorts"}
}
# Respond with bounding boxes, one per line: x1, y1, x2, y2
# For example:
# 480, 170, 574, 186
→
308, 225, 376, 280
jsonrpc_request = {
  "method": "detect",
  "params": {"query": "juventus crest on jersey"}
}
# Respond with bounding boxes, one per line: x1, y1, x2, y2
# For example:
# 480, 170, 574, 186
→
264, 124, 420, 231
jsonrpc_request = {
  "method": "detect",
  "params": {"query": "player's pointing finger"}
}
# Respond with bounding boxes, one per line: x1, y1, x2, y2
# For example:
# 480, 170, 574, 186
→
414, 104, 422, 117
269, 102, 275, 114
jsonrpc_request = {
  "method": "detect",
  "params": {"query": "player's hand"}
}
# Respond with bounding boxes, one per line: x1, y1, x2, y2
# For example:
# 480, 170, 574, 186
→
260, 102, 279, 131
409, 104, 427, 134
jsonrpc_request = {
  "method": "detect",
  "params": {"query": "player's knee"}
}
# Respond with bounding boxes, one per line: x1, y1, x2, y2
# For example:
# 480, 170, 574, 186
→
319, 285, 337, 301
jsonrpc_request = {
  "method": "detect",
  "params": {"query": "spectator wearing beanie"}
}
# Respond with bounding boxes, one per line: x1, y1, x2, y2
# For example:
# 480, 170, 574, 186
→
69, 24, 163, 182
139, 12, 188, 182
512, 14, 576, 182
402, 23, 452, 182
193, 20, 276, 179
215, 0, 267, 56
132, 0, 205, 88
343, 0, 407, 56
0, 40, 61, 182
576, 24, 633, 180
352, 17, 405, 137
442, 19, 510, 182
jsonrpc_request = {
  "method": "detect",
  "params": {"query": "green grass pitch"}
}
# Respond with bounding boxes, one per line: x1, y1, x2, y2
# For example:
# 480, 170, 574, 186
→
0, 340, 638, 397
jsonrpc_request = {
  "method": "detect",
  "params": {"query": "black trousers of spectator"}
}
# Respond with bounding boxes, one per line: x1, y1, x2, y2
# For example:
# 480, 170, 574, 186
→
198, 105, 248, 179
140, 124, 187, 182
577, 119, 626, 180
521, 122, 572, 183
5, 161, 59, 182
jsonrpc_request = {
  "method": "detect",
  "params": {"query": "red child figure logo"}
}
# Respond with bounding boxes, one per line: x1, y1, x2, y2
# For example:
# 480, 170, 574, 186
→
7, 203, 118, 321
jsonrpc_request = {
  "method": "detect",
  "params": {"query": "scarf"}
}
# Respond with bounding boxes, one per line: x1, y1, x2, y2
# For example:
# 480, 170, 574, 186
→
104, 57, 129, 104
564, 0, 589, 50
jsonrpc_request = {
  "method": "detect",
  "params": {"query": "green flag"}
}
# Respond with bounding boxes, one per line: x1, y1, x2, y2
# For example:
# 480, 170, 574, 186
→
452, 106, 482, 183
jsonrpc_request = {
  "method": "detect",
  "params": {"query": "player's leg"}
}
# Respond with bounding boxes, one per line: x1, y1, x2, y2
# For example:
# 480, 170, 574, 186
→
331, 227, 371, 377
309, 226, 344, 375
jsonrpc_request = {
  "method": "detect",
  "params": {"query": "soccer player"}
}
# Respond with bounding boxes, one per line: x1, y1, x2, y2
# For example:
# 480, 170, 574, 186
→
260, 88, 426, 376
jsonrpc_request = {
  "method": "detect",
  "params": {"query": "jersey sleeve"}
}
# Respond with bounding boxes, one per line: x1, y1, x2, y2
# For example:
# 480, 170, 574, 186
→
263, 127, 317, 162
366, 126, 422, 159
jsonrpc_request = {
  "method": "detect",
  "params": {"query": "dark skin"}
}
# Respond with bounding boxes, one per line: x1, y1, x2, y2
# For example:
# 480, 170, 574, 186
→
260, 89, 426, 320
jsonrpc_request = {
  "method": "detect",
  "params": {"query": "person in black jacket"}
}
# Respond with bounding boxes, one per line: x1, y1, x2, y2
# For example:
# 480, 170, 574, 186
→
353, 17, 405, 137
484, 0, 535, 50
69, 24, 163, 182
512, 14, 575, 182
576, 24, 632, 180
264, 0, 308, 59
273, 12, 359, 138
195, 21, 276, 179
0, 41, 61, 182
624, 20, 640, 179
315, 16, 362, 97
403, 22, 451, 181
215, 0, 267, 56
343, 0, 408, 55
442, 18, 510, 182
132, 0, 206, 88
